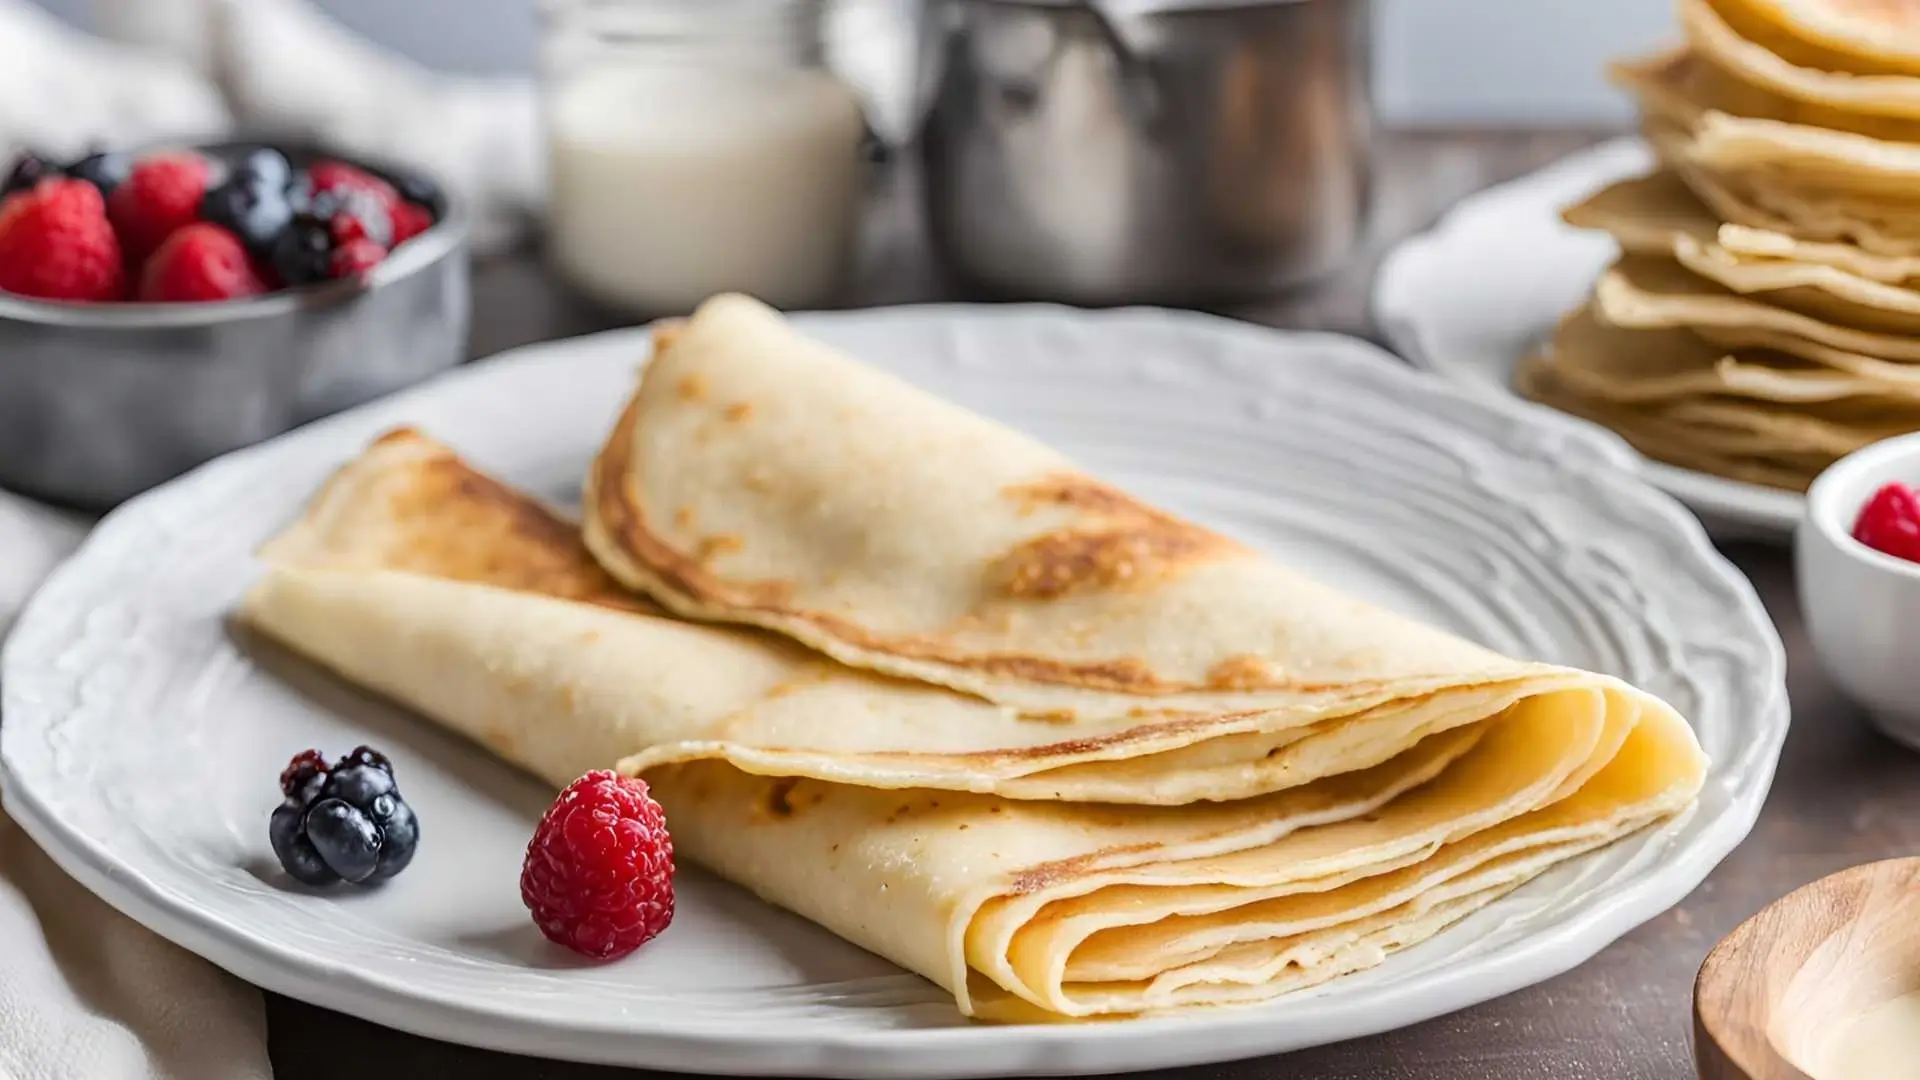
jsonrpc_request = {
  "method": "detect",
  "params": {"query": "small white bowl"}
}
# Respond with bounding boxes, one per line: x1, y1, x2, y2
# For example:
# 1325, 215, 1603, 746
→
1799, 432, 1920, 748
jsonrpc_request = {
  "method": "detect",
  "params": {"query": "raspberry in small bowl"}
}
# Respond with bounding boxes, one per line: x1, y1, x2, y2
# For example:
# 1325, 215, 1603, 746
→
0, 141, 468, 509
1799, 432, 1920, 748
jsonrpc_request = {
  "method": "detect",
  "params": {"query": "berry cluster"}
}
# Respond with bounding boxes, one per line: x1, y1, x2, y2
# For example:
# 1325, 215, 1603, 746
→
269, 746, 420, 887
0, 145, 441, 304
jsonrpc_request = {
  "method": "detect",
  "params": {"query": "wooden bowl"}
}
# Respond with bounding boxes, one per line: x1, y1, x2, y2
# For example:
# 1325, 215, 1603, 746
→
1695, 857, 1920, 1079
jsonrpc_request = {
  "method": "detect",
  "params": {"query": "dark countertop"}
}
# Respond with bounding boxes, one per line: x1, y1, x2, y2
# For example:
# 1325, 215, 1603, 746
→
268, 129, 1916, 1080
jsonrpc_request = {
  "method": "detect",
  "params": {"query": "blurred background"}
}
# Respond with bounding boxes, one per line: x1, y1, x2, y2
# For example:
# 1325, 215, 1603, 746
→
32, 0, 1672, 124
0, 0, 1683, 507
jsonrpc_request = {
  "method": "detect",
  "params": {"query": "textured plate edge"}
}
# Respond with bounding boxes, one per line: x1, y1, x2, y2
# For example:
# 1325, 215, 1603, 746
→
0, 307, 1789, 1077
1369, 137, 1806, 538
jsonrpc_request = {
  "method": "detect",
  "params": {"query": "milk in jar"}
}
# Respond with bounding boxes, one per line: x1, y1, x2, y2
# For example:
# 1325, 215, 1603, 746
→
542, 0, 868, 314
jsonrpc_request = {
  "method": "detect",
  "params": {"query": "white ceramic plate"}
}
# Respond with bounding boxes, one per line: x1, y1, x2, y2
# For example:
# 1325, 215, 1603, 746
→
1372, 137, 1806, 539
0, 306, 1785, 1077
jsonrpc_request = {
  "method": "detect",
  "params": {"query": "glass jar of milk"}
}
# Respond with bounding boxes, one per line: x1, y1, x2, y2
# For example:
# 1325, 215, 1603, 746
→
541, 0, 870, 314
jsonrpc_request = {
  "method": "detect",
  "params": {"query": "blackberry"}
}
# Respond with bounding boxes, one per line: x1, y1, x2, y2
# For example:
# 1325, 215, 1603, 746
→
368, 793, 420, 881
374, 164, 444, 218
268, 212, 336, 286
268, 746, 419, 887
320, 751, 396, 808
304, 799, 382, 884
65, 151, 130, 197
2, 152, 52, 199
269, 800, 338, 886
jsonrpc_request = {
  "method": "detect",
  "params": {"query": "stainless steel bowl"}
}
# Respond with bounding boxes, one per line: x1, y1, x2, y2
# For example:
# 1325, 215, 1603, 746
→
0, 163, 470, 509
919, 0, 1372, 305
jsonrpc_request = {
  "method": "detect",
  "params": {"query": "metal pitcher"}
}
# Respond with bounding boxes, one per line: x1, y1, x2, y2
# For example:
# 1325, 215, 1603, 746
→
915, 0, 1372, 305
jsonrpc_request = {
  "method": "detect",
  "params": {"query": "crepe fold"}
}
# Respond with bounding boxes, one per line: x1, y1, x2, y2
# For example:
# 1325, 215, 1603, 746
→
242, 300, 1705, 1021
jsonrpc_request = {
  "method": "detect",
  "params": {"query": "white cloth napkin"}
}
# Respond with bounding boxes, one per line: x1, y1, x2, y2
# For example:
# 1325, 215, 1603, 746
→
0, 493, 275, 1080
4, 0, 541, 254
0, 0, 229, 166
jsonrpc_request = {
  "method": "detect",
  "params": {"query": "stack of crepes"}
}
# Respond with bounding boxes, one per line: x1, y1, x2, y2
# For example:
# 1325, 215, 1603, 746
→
240, 294, 1708, 1022
1522, 0, 1920, 491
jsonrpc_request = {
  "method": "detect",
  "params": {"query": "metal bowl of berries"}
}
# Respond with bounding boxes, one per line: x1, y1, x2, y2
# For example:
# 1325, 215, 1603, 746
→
0, 141, 469, 509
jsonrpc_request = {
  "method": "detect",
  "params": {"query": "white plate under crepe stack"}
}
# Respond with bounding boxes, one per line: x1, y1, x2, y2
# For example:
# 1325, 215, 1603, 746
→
1521, 0, 1920, 493
237, 295, 1710, 1022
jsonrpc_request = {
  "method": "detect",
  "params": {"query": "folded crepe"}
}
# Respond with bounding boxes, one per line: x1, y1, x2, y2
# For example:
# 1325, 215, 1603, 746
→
242, 302, 1706, 1020
1521, 310, 1919, 476
1683, 0, 1920, 120
1536, 305, 1920, 405
1597, 256, 1920, 362
1515, 350, 1838, 491
1613, 49, 1920, 255
1566, 172, 1920, 324
1703, 0, 1920, 75
1613, 45, 1920, 143
1616, 48, 1920, 185
1521, 279, 1920, 489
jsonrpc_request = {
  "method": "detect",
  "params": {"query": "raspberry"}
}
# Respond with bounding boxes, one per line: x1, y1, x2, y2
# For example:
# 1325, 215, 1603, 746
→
330, 238, 386, 279
308, 160, 401, 220
1853, 482, 1920, 564
391, 200, 433, 246
0, 178, 124, 302
521, 771, 675, 960
108, 152, 214, 268
279, 749, 329, 799
138, 223, 268, 302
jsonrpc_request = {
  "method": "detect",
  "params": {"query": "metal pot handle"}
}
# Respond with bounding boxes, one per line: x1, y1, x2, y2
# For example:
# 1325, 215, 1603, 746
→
907, 0, 1164, 138
1078, 0, 1165, 126
907, 0, 957, 140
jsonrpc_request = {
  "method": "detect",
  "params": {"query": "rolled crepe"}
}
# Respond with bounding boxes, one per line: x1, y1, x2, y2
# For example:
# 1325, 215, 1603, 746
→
243, 427, 1703, 1020
580, 294, 1693, 754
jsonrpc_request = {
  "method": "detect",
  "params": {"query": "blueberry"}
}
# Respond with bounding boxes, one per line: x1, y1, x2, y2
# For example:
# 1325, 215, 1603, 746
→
304, 798, 382, 884
64, 151, 129, 196
322, 761, 396, 808
368, 793, 419, 881
2, 152, 51, 198
269, 801, 340, 886
202, 173, 295, 258
268, 213, 335, 286
233, 146, 290, 190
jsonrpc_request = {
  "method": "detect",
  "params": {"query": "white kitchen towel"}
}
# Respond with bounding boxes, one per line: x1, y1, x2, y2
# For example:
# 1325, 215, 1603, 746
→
0, 0, 230, 168
0, 493, 275, 1080
5, 0, 539, 254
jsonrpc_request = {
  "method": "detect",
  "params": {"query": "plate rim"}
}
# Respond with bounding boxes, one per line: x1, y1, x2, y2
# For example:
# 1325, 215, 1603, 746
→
1370, 136, 1808, 537
0, 304, 1788, 1076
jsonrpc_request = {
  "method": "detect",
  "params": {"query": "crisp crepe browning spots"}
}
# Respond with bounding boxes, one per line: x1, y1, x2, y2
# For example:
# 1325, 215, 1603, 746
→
582, 294, 1547, 715
992, 476, 1242, 600
257, 427, 654, 614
